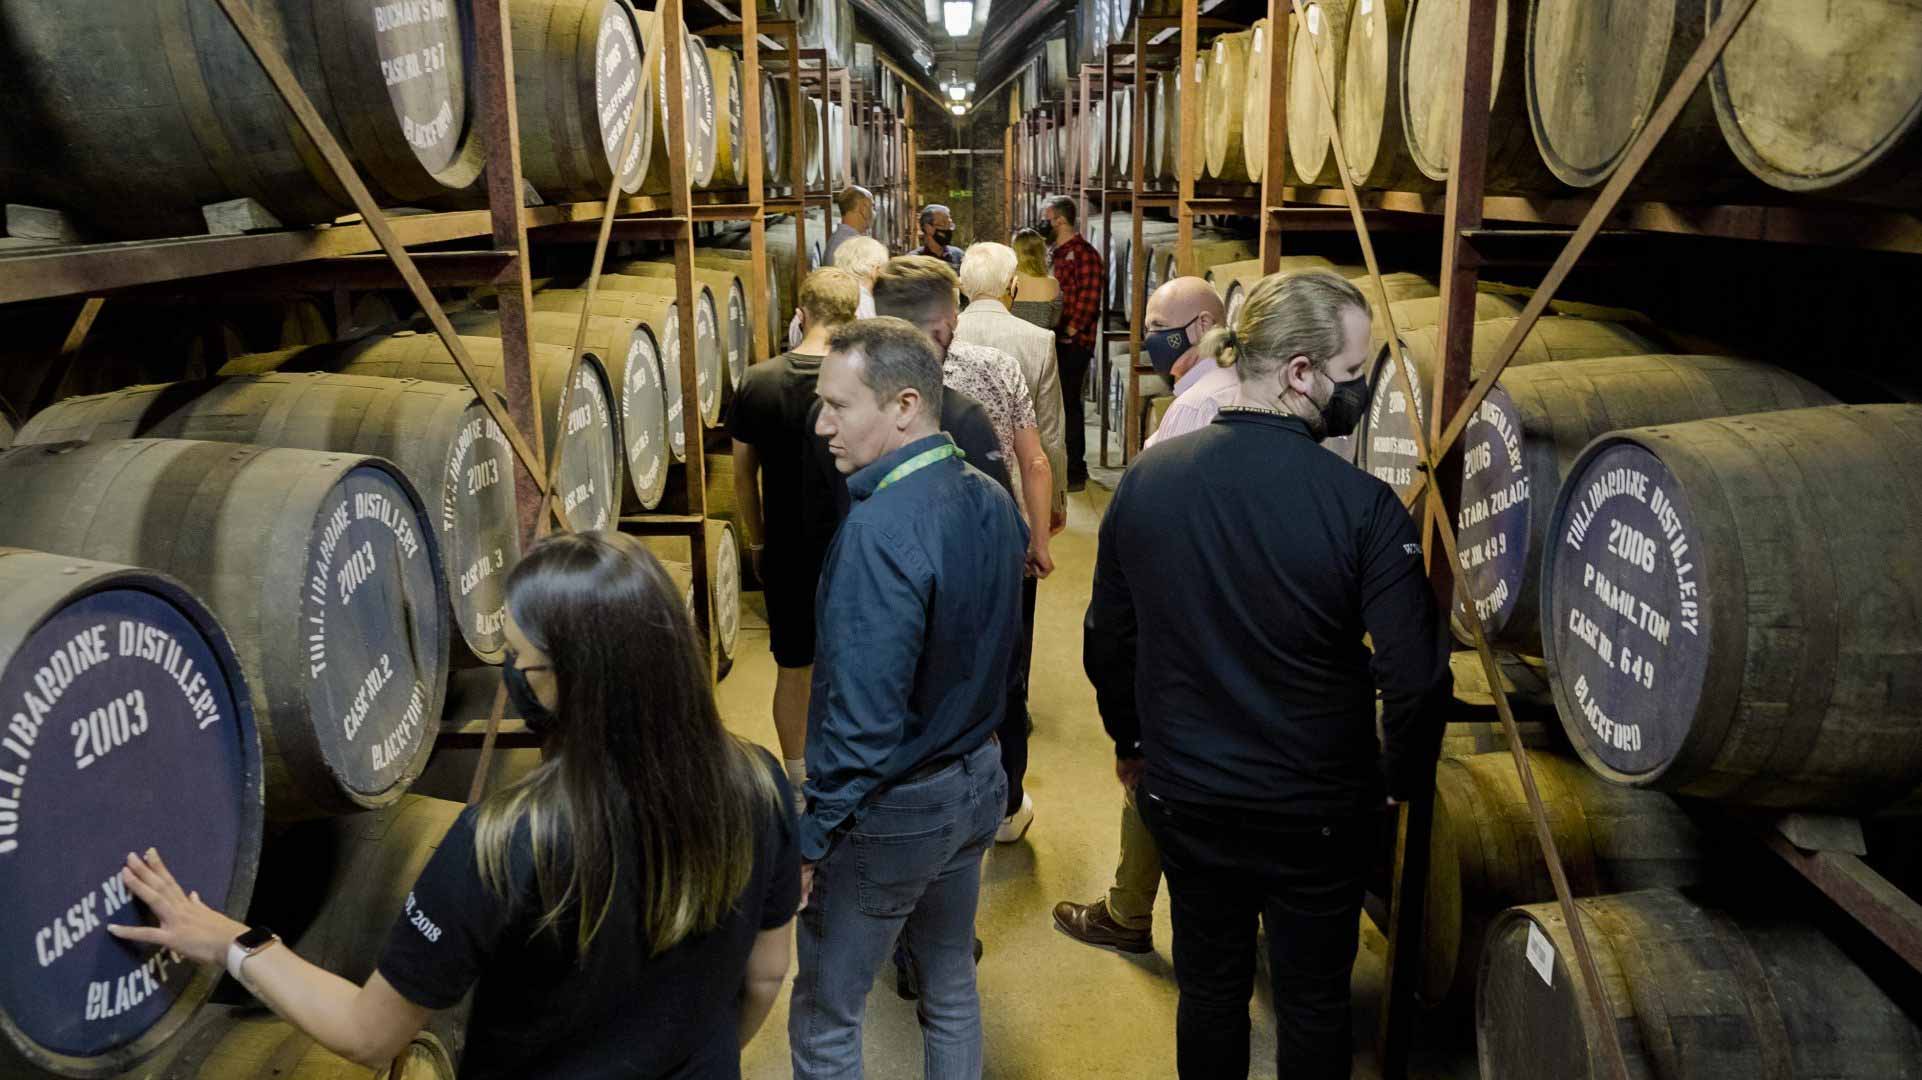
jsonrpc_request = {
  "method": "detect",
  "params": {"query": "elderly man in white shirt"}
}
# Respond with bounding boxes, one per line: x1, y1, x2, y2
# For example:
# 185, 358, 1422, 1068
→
788, 235, 884, 348
955, 241, 1068, 533
1141, 276, 1230, 449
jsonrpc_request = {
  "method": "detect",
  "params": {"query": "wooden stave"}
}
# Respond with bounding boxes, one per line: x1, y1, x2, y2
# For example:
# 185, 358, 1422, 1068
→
328, 332, 624, 534
1358, 315, 1661, 503
0, 549, 264, 1078
1540, 404, 1922, 812
1286, 1, 1352, 186
1339, 0, 1439, 191
1477, 888, 1922, 1080
1241, 18, 1275, 181
1203, 31, 1254, 181
544, 276, 721, 426
437, 310, 669, 512
0, 441, 448, 820
703, 46, 745, 191
1401, 0, 1562, 193
528, 289, 691, 463
512, 0, 649, 204
0, 0, 484, 240
1458, 354, 1834, 656
1706, 0, 1922, 208
1524, 0, 1750, 197
1423, 751, 1705, 1010
15, 372, 522, 666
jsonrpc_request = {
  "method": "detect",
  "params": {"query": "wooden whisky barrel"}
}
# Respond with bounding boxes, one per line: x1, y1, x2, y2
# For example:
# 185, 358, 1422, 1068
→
0, 0, 484, 240
437, 310, 669, 512
1525, 0, 1747, 197
1421, 752, 1703, 1009
0, 549, 261, 1078
129, 1007, 456, 1080
1369, 290, 1525, 351
1210, 257, 1368, 325
1241, 19, 1275, 181
1203, 31, 1254, 182
608, 263, 749, 394
247, 796, 465, 985
529, 288, 710, 459
635, 11, 717, 193
1542, 404, 1922, 811
1287, 1, 1351, 186
586, 276, 723, 423
1341, 0, 1438, 190
330, 331, 623, 534
1153, 71, 1181, 182
696, 451, 759, 587
16, 373, 523, 666
1402, 0, 1560, 192
1359, 316, 1659, 504
760, 69, 788, 188
513, 0, 647, 203
1456, 355, 1833, 655
640, 522, 741, 660
0, 441, 447, 820
1478, 888, 1922, 1080
1707, 0, 1922, 207
702, 47, 745, 191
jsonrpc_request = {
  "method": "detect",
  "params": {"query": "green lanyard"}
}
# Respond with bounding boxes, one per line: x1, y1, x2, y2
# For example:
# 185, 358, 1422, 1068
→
876, 441, 962, 491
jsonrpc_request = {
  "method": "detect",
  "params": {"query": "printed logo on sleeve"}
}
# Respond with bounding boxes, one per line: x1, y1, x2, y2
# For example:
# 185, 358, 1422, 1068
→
402, 891, 443, 944
1403, 543, 1422, 556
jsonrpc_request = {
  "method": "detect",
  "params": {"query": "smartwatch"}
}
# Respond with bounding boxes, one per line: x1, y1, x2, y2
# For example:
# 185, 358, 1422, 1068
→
226, 926, 280, 982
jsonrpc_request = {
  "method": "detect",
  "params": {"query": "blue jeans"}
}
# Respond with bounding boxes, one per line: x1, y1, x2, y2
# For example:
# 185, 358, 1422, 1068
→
790, 738, 1006, 1079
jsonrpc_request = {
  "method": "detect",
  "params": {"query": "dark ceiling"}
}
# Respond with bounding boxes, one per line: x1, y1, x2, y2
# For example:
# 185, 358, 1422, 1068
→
850, 0, 1075, 115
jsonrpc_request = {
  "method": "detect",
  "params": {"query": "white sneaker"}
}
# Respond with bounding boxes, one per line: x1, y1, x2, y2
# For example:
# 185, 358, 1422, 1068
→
996, 793, 1035, 843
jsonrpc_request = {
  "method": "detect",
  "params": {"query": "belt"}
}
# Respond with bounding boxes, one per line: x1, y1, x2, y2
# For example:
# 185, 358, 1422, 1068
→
896, 736, 994, 785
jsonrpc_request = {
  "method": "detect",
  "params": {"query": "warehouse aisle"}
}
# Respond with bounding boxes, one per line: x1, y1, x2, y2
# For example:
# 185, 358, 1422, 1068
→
713, 444, 1479, 1079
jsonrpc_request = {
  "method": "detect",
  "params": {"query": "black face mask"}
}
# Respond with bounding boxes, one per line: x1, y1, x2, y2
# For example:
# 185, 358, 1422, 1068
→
502, 648, 557, 738
1316, 372, 1370, 440
1143, 316, 1200, 378
932, 229, 954, 248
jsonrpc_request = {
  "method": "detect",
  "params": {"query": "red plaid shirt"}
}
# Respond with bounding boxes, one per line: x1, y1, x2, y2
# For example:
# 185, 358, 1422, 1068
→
1049, 233, 1103, 351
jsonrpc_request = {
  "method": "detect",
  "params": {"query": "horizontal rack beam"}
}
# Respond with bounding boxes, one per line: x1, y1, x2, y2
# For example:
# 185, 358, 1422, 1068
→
1274, 185, 1922, 254
0, 190, 801, 304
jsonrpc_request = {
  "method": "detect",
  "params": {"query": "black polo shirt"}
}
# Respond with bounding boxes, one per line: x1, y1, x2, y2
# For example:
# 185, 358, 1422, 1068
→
378, 750, 799, 1078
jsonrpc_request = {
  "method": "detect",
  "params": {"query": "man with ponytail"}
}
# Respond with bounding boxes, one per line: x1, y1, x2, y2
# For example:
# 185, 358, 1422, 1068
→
1083, 272, 1452, 1078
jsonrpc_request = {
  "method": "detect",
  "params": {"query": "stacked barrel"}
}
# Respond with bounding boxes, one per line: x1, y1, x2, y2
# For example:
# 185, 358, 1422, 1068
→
1342, 288, 1922, 1064
0, 5, 756, 1075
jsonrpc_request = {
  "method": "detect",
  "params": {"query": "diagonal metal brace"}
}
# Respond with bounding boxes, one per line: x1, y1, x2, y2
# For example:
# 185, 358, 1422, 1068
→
213, 0, 553, 503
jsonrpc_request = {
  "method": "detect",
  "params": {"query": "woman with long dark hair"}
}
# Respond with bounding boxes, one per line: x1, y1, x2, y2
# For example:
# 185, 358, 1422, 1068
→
109, 531, 800, 1078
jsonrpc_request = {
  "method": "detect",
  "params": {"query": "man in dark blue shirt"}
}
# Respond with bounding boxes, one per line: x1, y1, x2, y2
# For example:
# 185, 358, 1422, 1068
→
789, 317, 1026, 1080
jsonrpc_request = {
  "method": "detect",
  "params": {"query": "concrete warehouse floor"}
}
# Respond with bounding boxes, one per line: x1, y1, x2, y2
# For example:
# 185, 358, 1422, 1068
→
715, 436, 1481, 1079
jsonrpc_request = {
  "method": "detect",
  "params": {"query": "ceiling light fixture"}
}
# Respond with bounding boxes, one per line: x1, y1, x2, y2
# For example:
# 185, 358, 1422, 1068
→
942, 0, 973, 38
948, 83, 966, 101
950, 103, 967, 116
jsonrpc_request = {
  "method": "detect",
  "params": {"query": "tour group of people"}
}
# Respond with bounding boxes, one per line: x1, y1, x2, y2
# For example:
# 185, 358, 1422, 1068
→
109, 190, 1452, 1080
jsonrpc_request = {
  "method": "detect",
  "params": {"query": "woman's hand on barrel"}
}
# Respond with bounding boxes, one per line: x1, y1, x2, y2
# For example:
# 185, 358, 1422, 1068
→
105, 848, 248, 967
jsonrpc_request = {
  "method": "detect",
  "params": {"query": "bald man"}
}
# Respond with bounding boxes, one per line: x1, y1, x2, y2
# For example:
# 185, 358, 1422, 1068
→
1141, 276, 1231, 449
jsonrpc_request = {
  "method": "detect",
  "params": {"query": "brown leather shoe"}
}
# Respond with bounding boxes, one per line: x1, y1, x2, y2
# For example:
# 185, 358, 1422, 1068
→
1053, 898, 1153, 954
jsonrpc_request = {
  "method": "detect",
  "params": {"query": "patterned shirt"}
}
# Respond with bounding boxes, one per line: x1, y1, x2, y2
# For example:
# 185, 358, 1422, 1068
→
944, 341, 1037, 521
1050, 233, 1104, 350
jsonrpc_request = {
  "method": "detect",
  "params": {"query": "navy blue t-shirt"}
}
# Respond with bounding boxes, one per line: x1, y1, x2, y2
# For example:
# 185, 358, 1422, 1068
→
378, 749, 800, 1078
